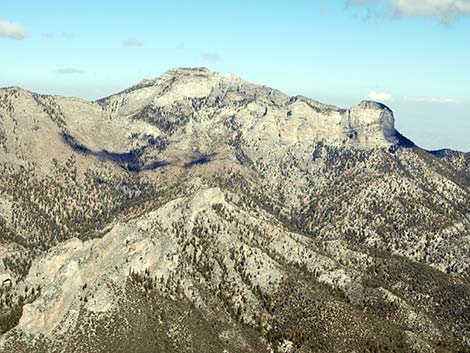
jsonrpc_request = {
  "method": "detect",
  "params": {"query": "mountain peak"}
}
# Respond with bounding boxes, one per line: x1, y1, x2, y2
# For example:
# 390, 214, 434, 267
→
94, 68, 405, 150
162, 66, 213, 77
1, 68, 469, 353
357, 100, 392, 111
346, 100, 398, 147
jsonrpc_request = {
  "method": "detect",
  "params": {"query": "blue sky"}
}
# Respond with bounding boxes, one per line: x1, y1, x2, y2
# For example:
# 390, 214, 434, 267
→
1, 0, 469, 151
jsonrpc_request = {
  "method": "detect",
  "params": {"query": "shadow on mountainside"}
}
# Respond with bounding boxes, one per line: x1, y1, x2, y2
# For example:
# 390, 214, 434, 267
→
61, 132, 216, 172
61, 132, 170, 172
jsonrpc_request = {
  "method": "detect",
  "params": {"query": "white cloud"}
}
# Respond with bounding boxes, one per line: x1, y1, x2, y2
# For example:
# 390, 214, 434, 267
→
201, 52, 221, 61
368, 91, 394, 101
346, 0, 470, 21
347, 0, 380, 5
123, 38, 143, 47
392, 0, 470, 21
56, 68, 85, 74
0, 20, 28, 40
404, 96, 463, 104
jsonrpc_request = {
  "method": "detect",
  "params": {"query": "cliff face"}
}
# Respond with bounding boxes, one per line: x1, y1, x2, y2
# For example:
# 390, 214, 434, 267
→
345, 101, 398, 146
0, 68, 401, 173
97, 68, 400, 149
0, 68, 469, 353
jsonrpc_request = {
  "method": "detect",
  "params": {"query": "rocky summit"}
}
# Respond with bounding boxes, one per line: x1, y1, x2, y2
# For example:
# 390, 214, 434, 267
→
0, 68, 468, 353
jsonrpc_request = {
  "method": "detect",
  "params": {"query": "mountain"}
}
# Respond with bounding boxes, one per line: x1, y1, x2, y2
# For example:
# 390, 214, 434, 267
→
0, 68, 468, 353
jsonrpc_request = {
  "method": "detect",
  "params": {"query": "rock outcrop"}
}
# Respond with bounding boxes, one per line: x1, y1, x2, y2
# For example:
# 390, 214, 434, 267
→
0, 68, 468, 353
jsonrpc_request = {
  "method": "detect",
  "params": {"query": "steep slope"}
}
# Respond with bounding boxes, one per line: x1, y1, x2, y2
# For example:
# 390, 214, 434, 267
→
0, 68, 469, 352
3, 187, 469, 352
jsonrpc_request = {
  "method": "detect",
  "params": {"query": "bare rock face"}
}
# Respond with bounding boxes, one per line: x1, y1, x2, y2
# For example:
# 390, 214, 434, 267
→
92, 68, 399, 155
345, 101, 398, 146
0, 68, 469, 353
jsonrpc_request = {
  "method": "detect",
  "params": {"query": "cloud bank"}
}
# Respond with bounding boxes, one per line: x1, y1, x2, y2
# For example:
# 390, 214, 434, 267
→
404, 96, 463, 104
0, 20, 28, 40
